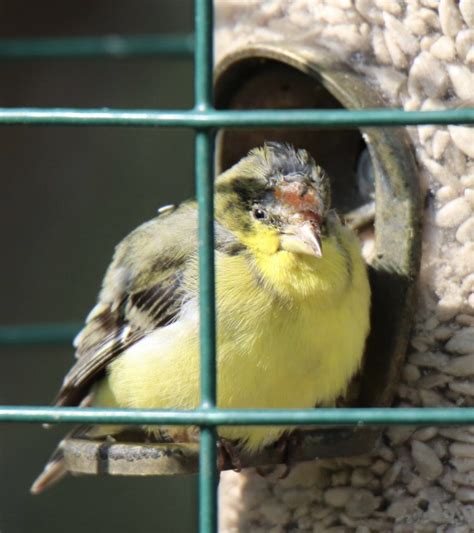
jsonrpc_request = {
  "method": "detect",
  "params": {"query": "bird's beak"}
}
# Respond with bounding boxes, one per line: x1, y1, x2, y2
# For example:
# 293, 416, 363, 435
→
280, 220, 323, 257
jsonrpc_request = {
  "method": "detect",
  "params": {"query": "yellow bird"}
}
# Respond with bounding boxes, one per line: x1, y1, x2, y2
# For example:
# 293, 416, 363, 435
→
31, 142, 370, 493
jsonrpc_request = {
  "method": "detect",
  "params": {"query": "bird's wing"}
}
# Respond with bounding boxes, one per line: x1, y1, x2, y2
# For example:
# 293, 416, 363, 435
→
55, 272, 185, 407
54, 205, 196, 407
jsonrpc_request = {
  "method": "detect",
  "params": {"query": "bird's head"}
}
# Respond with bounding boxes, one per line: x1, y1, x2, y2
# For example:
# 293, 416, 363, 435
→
216, 142, 330, 258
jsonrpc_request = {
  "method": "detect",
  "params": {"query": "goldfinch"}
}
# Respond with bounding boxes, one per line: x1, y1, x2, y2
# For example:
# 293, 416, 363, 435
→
31, 142, 370, 493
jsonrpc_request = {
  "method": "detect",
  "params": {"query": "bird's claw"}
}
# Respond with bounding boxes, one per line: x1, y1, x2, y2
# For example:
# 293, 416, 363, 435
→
275, 430, 302, 479
217, 437, 242, 472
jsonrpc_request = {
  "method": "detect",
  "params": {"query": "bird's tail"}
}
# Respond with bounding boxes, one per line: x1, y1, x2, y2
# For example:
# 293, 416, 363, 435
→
31, 425, 92, 494
30, 445, 67, 495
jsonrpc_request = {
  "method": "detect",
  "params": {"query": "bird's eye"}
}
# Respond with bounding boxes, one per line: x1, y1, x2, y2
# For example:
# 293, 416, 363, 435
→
252, 207, 267, 220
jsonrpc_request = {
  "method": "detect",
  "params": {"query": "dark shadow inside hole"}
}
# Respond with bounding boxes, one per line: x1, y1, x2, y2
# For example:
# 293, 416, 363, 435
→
215, 60, 371, 214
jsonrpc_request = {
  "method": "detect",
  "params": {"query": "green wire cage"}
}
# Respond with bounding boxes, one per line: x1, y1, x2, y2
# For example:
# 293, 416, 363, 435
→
1, 1, 474, 532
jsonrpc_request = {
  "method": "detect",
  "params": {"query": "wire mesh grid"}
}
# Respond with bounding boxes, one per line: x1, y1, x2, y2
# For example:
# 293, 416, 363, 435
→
0, 0, 474, 531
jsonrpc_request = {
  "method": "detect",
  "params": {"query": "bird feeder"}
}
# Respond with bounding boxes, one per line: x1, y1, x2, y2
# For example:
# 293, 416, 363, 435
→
61, 42, 421, 477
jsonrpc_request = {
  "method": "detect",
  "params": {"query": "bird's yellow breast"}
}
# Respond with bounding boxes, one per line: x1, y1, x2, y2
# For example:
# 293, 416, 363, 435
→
213, 226, 370, 448
94, 223, 370, 451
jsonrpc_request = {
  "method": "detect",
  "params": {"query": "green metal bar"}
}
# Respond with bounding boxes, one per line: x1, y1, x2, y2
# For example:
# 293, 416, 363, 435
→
194, 8, 212, 110
196, 132, 216, 409
0, 34, 194, 58
0, 108, 472, 128
199, 427, 217, 532
0, 323, 80, 345
194, 0, 217, 531
195, 10, 215, 413
1, 406, 474, 425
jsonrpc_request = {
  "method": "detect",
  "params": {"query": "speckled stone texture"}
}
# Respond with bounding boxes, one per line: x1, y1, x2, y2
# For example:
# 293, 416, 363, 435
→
215, 1, 474, 531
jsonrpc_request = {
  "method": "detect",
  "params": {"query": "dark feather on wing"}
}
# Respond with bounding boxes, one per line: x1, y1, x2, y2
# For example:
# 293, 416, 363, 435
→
55, 270, 185, 407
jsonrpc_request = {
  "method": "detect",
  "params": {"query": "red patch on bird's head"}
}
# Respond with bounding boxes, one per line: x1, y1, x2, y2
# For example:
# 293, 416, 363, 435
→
274, 181, 323, 222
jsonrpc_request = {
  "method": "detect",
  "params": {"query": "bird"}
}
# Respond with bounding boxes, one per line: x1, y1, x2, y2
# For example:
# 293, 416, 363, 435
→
31, 142, 371, 494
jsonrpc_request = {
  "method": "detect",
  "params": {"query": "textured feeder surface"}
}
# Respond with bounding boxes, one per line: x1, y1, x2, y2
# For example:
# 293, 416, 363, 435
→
62, 428, 378, 476
215, 5, 474, 531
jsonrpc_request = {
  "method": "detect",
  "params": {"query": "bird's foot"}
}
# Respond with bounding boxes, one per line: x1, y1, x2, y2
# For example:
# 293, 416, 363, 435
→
275, 430, 302, 479
217, 437, 243, 472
